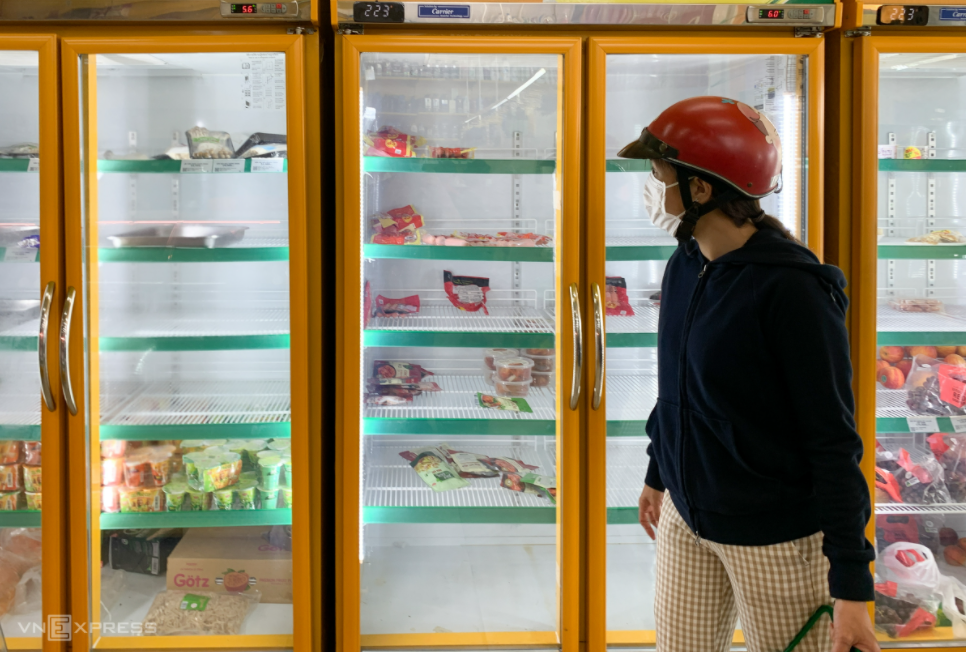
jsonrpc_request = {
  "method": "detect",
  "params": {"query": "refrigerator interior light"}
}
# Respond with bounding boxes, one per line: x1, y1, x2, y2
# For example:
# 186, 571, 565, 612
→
0, 51, 38, 68
95, 53, 167, 67
466, 68, 547, 123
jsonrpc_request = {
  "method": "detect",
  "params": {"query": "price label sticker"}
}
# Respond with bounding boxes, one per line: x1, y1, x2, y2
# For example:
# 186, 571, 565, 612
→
180, 160, 213, 173
950, 416, 966, 433
3, 247, 37, 263
213, 160, 246, 173
250, 158, 284, 173
27, 158, 39, 173
907, 417, 940, 433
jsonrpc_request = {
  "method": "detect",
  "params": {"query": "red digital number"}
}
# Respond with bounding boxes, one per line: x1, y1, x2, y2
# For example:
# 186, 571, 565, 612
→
768, 10, 780, 18
244, 4, 254, 12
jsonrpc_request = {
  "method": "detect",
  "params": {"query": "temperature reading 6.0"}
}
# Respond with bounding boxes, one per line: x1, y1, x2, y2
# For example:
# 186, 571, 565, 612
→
353, 1, 405, 22
757, 8, 785, 19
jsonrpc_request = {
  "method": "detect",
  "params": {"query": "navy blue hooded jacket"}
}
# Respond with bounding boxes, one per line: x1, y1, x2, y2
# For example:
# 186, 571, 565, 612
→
646, 227, 875, 601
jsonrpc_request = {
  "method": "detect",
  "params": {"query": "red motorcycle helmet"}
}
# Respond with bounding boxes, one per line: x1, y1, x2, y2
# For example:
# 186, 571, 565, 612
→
618, 96, 783, 199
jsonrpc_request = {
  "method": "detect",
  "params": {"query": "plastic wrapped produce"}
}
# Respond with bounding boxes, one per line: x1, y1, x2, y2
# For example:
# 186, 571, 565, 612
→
185, 126, 233, 159
875, 580, 938, 638
876, 446, 950, 505
905, 355, 966, 416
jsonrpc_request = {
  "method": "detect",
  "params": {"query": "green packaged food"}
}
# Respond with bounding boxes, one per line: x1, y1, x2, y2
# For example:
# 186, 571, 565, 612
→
282, 456, 293, 488
476, 393, 533, 413
197, 453, 242, 492
258, 486, 279, 510
0, 491, 18, 511
268, 439, 292, 452
119, 486, 164, 513
240, 471, 259, 484
212, 486, 235, 511
258, 454, 283, 491
242, 440, 269, 466
186, 487, 208, 511
402, 447, 469, 492
235, 479, 258, 510
280, 486, 293, 509
163, 482, 188, 512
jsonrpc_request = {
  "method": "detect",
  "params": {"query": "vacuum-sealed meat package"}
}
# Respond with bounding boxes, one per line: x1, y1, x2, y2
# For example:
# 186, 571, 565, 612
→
234, 132, 286, 158
185, 126, 234, 159
500, 472, 557, 503
374, 294, 420, 317
444, 271, 489, 314
605, 277, 635, 317
365, 126, 422, 158
399, 447, 469, 492
372, 361, 432, 384
370, 205, 424, 245
929, 433, 966, 502
875, 581, 938, 638
438, 444, 500, 478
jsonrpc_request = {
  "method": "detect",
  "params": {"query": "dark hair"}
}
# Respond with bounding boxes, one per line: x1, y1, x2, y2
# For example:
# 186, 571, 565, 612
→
654, 160, 798, 242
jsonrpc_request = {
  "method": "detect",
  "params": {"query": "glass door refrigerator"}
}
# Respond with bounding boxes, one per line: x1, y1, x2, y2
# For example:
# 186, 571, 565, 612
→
0, 34, 67, 652
853, 5, 966, 647
586, 33, 826, 649
61, 33, 316, 651
336, 35, 582, 652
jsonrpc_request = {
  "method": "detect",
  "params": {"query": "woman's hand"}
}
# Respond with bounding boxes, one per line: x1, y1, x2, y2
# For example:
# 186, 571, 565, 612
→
831, 600, 880, 652
638, 484, 664, 540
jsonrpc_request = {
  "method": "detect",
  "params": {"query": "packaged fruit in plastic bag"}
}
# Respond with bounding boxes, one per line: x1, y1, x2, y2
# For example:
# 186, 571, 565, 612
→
875, 580, 939, 638
905, 355, 966, 416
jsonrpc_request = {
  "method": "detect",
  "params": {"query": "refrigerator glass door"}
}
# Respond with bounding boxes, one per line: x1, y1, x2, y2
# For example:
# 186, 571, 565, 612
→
358, 51, 563, 641
873, 50, 966, 645
0, 48, 42, 645
75, 49, 298, 646
601, 52, 808, 640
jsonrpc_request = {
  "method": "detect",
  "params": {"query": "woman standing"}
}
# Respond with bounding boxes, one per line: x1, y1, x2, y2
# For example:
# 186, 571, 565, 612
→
620, 97, 879, 652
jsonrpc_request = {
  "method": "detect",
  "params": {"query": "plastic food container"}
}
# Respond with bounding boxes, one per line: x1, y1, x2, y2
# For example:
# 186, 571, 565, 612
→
524, 348, 554, 356
495, 357, 534, 382
149, 453, 173, 486
23, 442, 41, 466
259, 486, 279, 510
163, 482, 188, 512
495, 379, 532, 398
889, 298, 945, 313
211, 486, 235, 511
24, 492, 41, 511
258, 454, 283, 491
196, 454, 242, 493
22, 466, 41, 493
0, 464, 21, 492
0, 441, 21, 464
482, 367, 495, 386
282, 456, 292, 487
183, 452, 207, 487
235, 479, 258, 510
101, 485, 121, 513
186, 487, 209, 511
242, 440, 269, 466
531, 370, 555, 389
523, 352, 555, 372
123, 458, 149, 488
0, 491, 18, 511
100, 440, 126, 459
268, 439, 292, 452
119, 486, 165, 513
483, 348, 518, 371
280, 486, 293, 509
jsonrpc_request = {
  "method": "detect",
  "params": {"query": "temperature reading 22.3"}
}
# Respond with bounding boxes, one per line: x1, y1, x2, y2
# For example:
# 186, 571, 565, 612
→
353, 1, 405, 22
877, 5, 929, 24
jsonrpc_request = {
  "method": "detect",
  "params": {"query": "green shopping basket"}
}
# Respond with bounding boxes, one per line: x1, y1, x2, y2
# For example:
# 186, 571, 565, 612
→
783, 605, 859, 652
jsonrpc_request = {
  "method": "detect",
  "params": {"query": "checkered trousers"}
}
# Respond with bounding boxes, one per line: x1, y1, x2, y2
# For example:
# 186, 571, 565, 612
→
655, 494, 833, 652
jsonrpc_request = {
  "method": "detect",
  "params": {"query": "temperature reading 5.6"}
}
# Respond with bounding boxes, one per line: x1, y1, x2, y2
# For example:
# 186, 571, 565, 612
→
352, 1, 405, 22
230, 3, 258, 13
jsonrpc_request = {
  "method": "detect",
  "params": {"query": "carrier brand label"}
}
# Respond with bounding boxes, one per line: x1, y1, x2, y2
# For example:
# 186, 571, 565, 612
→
940, 7, 966, 20
417, 4, 470, 18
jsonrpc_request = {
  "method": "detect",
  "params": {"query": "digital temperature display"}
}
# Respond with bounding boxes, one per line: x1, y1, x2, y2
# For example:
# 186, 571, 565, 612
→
877, 5, 929, 25
231, 3, 257, 13
758, 8, 785, 19
353, 2, 405, 22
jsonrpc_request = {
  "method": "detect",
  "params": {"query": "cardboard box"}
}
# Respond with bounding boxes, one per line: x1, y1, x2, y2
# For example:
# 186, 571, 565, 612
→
108, 530, 182, 576
165, 527, 292, 604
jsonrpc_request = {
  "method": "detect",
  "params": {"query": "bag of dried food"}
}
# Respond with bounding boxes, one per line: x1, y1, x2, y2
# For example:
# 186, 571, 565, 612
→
185, 126, 234, 159
876, 445, 951, 505
142, 590, 260, 636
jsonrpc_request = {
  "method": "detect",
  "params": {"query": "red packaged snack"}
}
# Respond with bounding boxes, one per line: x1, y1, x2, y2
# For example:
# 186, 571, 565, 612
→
372, 360, 432, 384
429, 147, 475, 159
375, 294, 420, 317
0, 441, 21, 465
370, 205, 425, 245
0, 465, 20, 492
101, 457, 125, 487
101, 485, 121, 513
23, 442, 41, 466
443, 271, 489, 314
364, 126, 421, 158
605, 277, 635, 317
876, 514, 920, 546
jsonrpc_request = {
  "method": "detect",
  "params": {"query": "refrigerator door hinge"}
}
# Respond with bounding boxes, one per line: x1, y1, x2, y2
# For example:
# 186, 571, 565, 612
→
338, 23, 364, 34
794, 26, 823, 38
288, 26, 316, 34
845, 28, 872, 37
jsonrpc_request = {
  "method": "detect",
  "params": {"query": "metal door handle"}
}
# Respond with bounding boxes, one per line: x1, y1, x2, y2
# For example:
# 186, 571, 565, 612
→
60, 287, 77, 416
592, 283, 605, 410
38, 281, 56, 412
568, 283, 582, 411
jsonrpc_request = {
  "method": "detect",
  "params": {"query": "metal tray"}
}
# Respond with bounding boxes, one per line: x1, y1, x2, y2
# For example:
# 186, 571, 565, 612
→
107, 225, 248, 249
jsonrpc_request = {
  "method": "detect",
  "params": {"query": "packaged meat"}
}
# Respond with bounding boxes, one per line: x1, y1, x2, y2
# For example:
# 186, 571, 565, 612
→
234, 132, 286, 159
443, 271, 489, 314
400, 447, 469, 492
374, 294, 420, 317
525, 348, 554, 356
437, 444, 500, 478
875, 581, 938, 638
477, 393, 533, 413
429, 146, 475, 159
185, 126, 234, 159
119, 486, 165, 513
22, 466, 41, 494
500, 472, 557, 504
0, 464, 20, 492
490, 457, 539, 475
896, 448, 951, 504
364, 126, 422, 158
531, 370, 554, 388
142, 590, 260, 636
907, 229, 966, 245
890, 298, 945, 314
363, 280, 372, 329
23, 442, 40, 466
495, 357, 533, 383
605, 277, 635, 317
366, 395, 411, 406
370, 205, 425, 245
483, 348, 517, 370
0, 492, 18, 511
523, 352, 555, 372
0, 441, 21, 464
495, 379, 531, 398
101, 440, 126, 459
905, 355, 966, 416
372, 360, 432, 384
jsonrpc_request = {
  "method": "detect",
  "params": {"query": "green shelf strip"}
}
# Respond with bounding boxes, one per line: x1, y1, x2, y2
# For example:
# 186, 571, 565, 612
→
0, 511, 41, 527
99, 422, 291, 441
879, 159, 966, 173
364, 418, 555, 436
606, 333, 657, 348
0, 248, 39, 263
97, 159, 288, 173
101, 508, 292, 530
363, 506, 640, 525
878, 332, 966, 346
607, 421, 648, 438
0, 425, 41, 442
98, 247, 289, 263
364, 243, 553, 263
364, 330, 555, 349
99, 334, 290, 352
606, 246, 676, 261
0, 160, 34, 172
879, 245, 966, 260
878, 417, 966, 434
0, 336, 37, 352
363, 156, 555, 175
606, 159, 652, 173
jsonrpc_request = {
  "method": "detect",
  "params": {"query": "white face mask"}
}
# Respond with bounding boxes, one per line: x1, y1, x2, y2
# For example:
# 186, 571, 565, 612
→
643, 172, 686, 237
